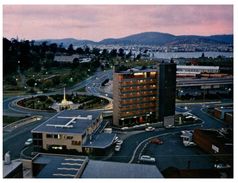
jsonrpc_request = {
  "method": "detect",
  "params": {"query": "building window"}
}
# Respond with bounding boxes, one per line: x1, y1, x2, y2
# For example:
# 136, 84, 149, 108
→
72, 141, 81, 146
66, 136, 73, 140
46, 134, 53, 138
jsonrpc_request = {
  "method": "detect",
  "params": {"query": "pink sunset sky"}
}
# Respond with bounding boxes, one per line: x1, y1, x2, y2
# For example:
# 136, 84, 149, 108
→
3, 5, 233, 41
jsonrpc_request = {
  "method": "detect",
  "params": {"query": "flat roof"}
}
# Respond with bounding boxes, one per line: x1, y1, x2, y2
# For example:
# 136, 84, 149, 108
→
177, 65, 219, 69
118, 68, 157, 74
81, 160, 163, 178
32, 110, 102, 135
3, 160, 22, 178
83, 133, 116, 149
33, 153, 88, 178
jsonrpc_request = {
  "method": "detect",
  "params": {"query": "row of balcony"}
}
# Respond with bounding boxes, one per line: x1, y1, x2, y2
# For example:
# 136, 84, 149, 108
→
120, 99, 157, 106
120, 104, 156, 112
120, 93, 158, 99
120, 79, 157, 87
120, 97, 157, 105
120, 109, 156, 117
120, 87, 157, 94
118, 75, 157, 82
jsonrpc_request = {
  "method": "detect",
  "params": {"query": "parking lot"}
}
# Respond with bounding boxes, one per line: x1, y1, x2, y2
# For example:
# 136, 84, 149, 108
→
140, 132, 215, 171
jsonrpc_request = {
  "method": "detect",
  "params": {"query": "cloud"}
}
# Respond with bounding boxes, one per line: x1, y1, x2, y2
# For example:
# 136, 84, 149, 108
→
3, 5, 233, 41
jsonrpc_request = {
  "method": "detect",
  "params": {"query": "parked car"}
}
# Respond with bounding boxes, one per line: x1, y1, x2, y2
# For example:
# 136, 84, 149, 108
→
24, 138, 33, 146
114, 136, 119, 143
115, 145, 121, 152
183, 141, 196, 147
145, 127, 155, 132
116, 140, 123, 145
214, 163, 231, 169
139, 155, 156, 162
150, 138, 163, 145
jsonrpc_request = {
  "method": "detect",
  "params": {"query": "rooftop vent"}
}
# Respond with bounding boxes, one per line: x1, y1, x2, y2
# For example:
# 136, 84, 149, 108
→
4, 152, 11, 165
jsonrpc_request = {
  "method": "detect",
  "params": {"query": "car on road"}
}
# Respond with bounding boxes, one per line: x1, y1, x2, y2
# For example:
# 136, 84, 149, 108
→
150, 138, 163, 145
121, 127, 129, 130
145, 127, 155, 132
24, 138, 33, 146
139, 155, 156, 163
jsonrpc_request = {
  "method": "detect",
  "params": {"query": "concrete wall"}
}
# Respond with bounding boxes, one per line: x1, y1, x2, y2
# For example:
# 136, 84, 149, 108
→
113, 72, 120, 126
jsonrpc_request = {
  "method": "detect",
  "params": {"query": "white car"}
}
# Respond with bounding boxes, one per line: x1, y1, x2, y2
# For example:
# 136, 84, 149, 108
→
121, 127, 129, 130
183, 141, 196, 147
114, 136, 119, 143
214, 163, 231, 169
145, 127, 155, 132
139, 155, 156, 162
116, 140, 123, 145
115, 145, 121, 151
24, 138, 33, 146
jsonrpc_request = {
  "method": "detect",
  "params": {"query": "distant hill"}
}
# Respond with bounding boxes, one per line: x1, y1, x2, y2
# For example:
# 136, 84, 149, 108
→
99, 32, 176, 45
35, 32, 233, 47
99, 32, 233, 46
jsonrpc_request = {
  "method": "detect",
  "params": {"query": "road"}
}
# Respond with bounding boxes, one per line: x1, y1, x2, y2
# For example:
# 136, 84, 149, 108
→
106, 103, 227, 164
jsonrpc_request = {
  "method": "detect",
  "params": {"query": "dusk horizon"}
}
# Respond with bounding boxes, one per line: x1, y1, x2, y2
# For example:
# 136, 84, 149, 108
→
3, 5, 233, 41
4, 30, 234, 42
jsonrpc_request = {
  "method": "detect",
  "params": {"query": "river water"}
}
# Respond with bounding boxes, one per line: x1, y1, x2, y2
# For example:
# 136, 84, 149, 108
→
153, 52, 233, 59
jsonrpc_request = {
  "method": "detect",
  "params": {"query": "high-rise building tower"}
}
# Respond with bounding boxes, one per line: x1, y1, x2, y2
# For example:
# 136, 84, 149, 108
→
157, 62, 176, 127
113, 62, 176, 127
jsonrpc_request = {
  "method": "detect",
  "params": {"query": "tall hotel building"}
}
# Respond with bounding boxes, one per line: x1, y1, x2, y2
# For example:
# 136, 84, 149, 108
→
113, 62, 176, 127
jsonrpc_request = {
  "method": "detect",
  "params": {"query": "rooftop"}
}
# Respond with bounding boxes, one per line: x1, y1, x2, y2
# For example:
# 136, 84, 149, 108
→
194, 128, 233, 147
32, 153, 88, 178
32, 110, 102, 135
81, 160, 163, 178
3, 160, 22, 178
177, 65, 219, 69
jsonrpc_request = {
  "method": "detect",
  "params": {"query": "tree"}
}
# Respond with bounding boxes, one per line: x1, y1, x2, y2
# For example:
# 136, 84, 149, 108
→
76, 47, 84, 55
92, 48, 100, 56
26, 78, 36, 87
67, 44, 74, 55
84, 46, 90, 54
109, 49, 117, 58
118, 48, 125, 58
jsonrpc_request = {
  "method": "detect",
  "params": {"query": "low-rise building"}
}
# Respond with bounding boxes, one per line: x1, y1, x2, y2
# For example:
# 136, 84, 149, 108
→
193, 128, 233, 165
31, 153, 163, 178
214, 106, 233, 120
3, 152, 23, 178
31, 110, 115, 154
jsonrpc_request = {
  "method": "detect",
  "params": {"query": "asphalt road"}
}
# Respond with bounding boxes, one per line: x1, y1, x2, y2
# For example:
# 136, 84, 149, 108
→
3, 116, 54, 159
106, 103, 227, 164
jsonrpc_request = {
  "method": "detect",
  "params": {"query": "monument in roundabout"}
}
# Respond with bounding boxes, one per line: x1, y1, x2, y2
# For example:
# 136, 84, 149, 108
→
51, 88, 76, 112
